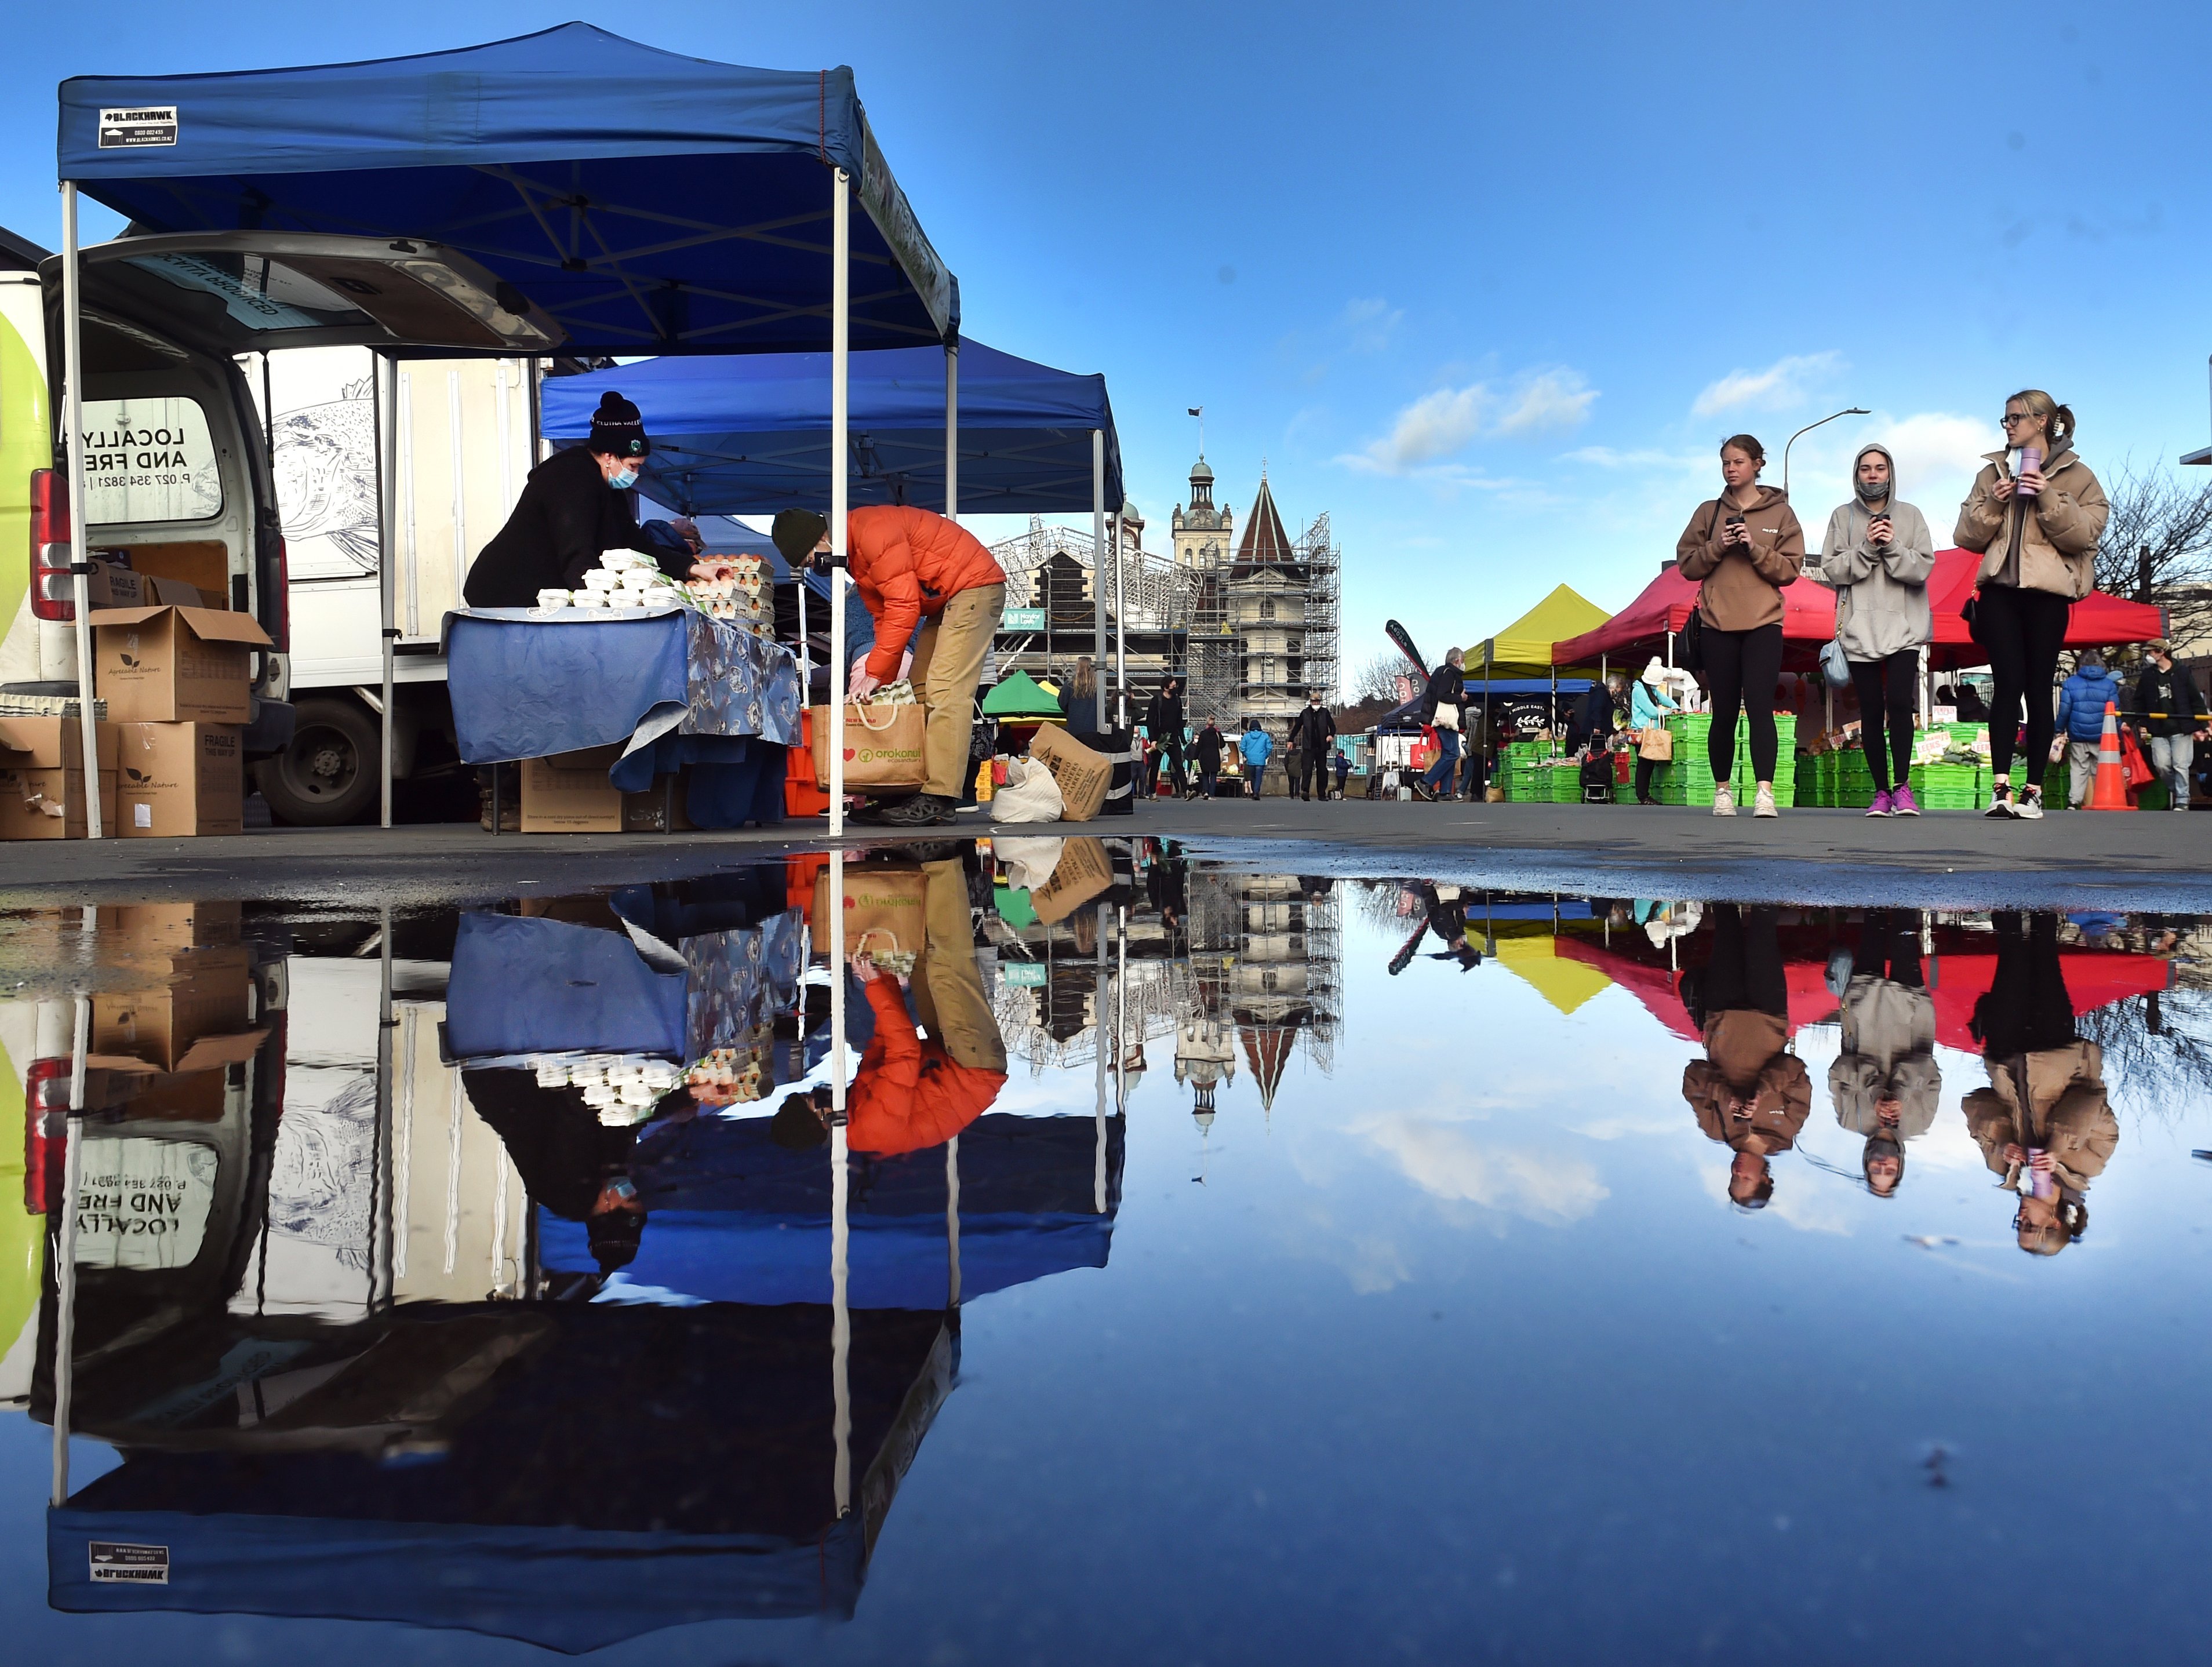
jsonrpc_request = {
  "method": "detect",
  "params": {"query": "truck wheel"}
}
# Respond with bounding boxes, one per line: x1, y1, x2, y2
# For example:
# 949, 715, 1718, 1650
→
253, 696, 380, 825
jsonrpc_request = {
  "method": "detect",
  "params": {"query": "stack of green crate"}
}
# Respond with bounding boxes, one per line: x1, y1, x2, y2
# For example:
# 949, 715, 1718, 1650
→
1911, 761, 1980, 810
1548, 761, 1583, 802
1500, 738, 1556, 803
1654, 713, 1718, 806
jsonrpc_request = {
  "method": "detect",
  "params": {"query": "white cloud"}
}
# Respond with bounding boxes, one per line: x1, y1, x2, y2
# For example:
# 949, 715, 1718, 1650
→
1496, 369, 1599, 435
1356, 1113, 1610, 1225
1778, 410, 1994, 521
1691, 351, 1844, 418
1340, 367, 1596, 475
1341, 296, 1404, 354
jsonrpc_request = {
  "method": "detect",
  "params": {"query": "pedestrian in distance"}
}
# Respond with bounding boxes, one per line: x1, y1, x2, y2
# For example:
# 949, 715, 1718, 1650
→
1293, 690, 1338, 800
1060, 656, 1102, 744
1809, 442, 1935, 817
1565, 672, 1626, 756
1953, 390, 2109, 820
1677, 435, 1805, 817
1191, 718, 1224, 800
2127, 640, 2209, 811
1334, 741, 1351, 800
1419, 649, 1466, 802
1238, 719, 1274, 800
1631, 657, 1682, 806
2054, 650, 2123, 807
1143, 675, 1189, 796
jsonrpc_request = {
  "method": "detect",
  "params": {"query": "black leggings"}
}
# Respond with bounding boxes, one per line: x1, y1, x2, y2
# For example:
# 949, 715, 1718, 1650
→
1857, 908, 1924, 989
1704, 623, 1784, 784
1850, 651, 1920, 792
1635, 754, 1661, 803
1977, 585, 2071, 787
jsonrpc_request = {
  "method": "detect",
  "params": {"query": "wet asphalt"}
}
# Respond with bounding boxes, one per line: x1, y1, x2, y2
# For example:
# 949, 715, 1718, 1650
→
2, 795, 2205, 912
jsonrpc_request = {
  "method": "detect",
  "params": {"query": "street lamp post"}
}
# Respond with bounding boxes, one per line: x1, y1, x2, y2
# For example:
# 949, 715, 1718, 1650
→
1781, 407, 1871, 499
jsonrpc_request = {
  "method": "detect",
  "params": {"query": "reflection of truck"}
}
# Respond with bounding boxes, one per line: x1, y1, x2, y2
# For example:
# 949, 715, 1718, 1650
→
247, 348, 541, 824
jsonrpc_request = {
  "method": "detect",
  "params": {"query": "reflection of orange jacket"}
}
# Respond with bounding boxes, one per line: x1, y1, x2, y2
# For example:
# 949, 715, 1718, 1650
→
847, 974, 1007, 1156
849, 506, 1006, 682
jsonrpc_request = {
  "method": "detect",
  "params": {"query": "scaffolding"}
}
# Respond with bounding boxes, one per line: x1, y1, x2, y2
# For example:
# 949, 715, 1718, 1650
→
988, 516, 1196, 700
1181, 508, 1342, 738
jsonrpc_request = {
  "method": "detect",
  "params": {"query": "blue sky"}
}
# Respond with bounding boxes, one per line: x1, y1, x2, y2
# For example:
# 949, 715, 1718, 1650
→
9, 1, 2212, 686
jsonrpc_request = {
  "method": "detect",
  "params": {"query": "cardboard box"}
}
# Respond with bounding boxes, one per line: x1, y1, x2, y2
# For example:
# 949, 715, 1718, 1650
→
1027, 726, 1111, 822
115, 722, 245, 837
109, 900, 243, 952
84, 562, 206, 611
90, 604, 271, 723
1029, 836, 1113, 925
812, 861, 927, 958
0, 716, 120, 839
93, 944, 256, 1071
518, 743, 625, 833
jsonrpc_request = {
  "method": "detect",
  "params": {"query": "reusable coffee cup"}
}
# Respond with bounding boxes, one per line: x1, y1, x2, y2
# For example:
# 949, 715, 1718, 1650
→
2026, 1149, 2056, 1199
2016, 446, 2042, 497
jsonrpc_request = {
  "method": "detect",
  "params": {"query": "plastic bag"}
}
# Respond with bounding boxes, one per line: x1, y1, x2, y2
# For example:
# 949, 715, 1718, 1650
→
992, 758, 1065, 824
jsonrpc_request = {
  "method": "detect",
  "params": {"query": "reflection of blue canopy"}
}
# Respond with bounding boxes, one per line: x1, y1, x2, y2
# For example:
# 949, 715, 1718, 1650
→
445, 913, 686, 1061
544, 1112, 1125, 1307
58, 24, 956, 354
543, 341, 1122, 515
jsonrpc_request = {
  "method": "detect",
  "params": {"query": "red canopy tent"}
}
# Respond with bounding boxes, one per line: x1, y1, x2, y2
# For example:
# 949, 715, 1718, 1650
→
1555, 934, 2169, 1050
1553, 550, 2165, 672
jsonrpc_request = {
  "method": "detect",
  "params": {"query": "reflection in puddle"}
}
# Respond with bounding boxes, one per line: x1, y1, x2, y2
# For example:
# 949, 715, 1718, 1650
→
3, 844, 2210, 1659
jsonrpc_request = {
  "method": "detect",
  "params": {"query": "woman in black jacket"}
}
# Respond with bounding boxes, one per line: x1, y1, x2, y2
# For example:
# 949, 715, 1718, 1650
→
1143, 676, 1188, 795
1419, 650, 1465, 800
464, 390, 704, 607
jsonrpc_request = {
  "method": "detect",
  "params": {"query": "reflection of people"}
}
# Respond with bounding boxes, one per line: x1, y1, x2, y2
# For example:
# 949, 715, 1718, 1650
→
774, 504, 1009, 827
1828, 912, 1941, 1197
776, 855, 1008, 1157
1680, 905, 1810, 1208
464, 390, 705, 606
1964, 913, 2116, 1255
466, 1068, 672, 1275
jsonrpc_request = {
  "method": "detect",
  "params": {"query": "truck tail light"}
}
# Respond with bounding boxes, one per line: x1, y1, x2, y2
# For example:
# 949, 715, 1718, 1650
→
23, 1058, 70, 1214
29, 469, 74, 623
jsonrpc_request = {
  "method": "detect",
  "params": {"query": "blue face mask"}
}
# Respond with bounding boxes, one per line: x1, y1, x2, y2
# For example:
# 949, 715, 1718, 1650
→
609, 465, 639, 490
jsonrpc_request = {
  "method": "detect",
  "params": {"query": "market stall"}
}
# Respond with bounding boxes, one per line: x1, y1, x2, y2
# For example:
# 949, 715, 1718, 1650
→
542, 341, 1126, 727
57, 23, 961, 835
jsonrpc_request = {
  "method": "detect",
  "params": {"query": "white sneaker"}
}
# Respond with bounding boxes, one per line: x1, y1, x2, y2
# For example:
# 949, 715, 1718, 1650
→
1712, 784, 1736, 817
2013, 784, 2044, 820
1753, 782, 1778, 818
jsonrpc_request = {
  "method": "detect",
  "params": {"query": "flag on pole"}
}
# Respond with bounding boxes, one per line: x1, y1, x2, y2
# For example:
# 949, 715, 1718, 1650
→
1187, 407, 1201, 416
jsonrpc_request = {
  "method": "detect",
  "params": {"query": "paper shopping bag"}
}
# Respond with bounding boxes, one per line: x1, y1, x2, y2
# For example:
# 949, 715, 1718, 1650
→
811, 702, 927, 791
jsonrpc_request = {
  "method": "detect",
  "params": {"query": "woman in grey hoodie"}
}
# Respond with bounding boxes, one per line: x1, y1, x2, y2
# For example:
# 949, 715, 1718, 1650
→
1811, 443, 1936, 816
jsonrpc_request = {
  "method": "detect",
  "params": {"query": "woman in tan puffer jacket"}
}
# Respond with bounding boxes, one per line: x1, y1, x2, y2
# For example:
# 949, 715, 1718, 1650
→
1953, 391, 2109, 820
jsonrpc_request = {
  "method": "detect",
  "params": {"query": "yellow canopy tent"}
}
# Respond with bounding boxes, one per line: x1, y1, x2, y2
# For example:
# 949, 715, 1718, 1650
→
1475, 584, 1611, 682
1486, 923, 1614, 1017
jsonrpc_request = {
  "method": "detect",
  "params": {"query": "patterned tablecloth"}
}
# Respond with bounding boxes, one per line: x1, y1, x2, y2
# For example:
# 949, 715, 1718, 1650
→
447, 605, 802, 765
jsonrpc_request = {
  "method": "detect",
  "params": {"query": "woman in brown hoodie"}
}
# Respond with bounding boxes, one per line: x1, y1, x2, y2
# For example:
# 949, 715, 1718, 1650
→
1953, 391, 2110, 820
1676, 435, 1806, 817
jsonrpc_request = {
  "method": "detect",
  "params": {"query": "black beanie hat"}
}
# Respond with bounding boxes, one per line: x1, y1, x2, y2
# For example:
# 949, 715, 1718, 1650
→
588, 1205, 646, 1275
588, 390, 650, 458
773, 509, 830, 567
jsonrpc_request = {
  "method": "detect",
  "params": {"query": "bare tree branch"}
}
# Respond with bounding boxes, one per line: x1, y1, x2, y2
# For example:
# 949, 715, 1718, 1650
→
2095, 456, 2212, 647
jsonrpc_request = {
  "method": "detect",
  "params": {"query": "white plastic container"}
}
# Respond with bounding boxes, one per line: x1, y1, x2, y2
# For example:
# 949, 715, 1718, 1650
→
535, 588, 572, 610
581, 567, 624, 592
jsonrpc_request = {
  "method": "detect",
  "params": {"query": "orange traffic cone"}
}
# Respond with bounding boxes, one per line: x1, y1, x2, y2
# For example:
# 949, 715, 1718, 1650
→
2087, 700, 2132, 811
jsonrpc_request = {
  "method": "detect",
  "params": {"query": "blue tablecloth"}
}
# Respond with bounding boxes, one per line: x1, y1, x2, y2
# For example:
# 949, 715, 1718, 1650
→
448, 606, 802, 765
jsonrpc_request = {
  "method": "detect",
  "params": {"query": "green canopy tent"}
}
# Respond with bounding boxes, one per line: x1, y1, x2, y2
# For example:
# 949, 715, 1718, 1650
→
981, 671, 1066, 722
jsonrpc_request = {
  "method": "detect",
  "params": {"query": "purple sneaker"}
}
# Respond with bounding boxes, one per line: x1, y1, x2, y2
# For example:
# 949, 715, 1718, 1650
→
1889, 784, 1922, 817
1864, 788, 1893, 818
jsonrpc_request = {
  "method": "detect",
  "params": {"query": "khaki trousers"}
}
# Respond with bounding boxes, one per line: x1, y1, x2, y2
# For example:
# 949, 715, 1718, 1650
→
912, 857, 1007, 1071
908, 583, 1005, 799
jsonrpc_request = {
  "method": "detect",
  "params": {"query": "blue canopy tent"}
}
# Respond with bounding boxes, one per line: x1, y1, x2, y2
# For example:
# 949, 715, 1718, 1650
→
544, 342, 1125, 723
57, 22, 959, 834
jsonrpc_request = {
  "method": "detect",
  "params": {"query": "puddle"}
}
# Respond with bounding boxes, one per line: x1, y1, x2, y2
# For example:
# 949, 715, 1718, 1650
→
2, 840, 2209, 1662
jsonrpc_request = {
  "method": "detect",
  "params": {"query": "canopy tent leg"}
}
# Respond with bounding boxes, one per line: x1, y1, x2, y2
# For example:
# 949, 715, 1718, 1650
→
944, 341, 958, 522
1093, 430, 1107, 733
50, 992, 89, 1504
945, 1134, 961, 1308
372, 902, 395, 1311
831, 1116, 850, 1518
59, 184, 102, 836
830, 849, 847, 1118
1114, 504, 1127, 731
378, 354, 397, 831
1094, 901, 1109, 1215
829, 168, 850, 836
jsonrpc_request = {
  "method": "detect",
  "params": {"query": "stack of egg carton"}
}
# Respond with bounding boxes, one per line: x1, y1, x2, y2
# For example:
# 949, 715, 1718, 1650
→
533, 550, 681, 613
695, 554, 772, 636
686, 1035, 770, 1105
533, 1053, 684, 1124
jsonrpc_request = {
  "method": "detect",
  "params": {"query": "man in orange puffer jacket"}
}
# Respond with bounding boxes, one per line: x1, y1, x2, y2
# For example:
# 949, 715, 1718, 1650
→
774, 505, 1007, 827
